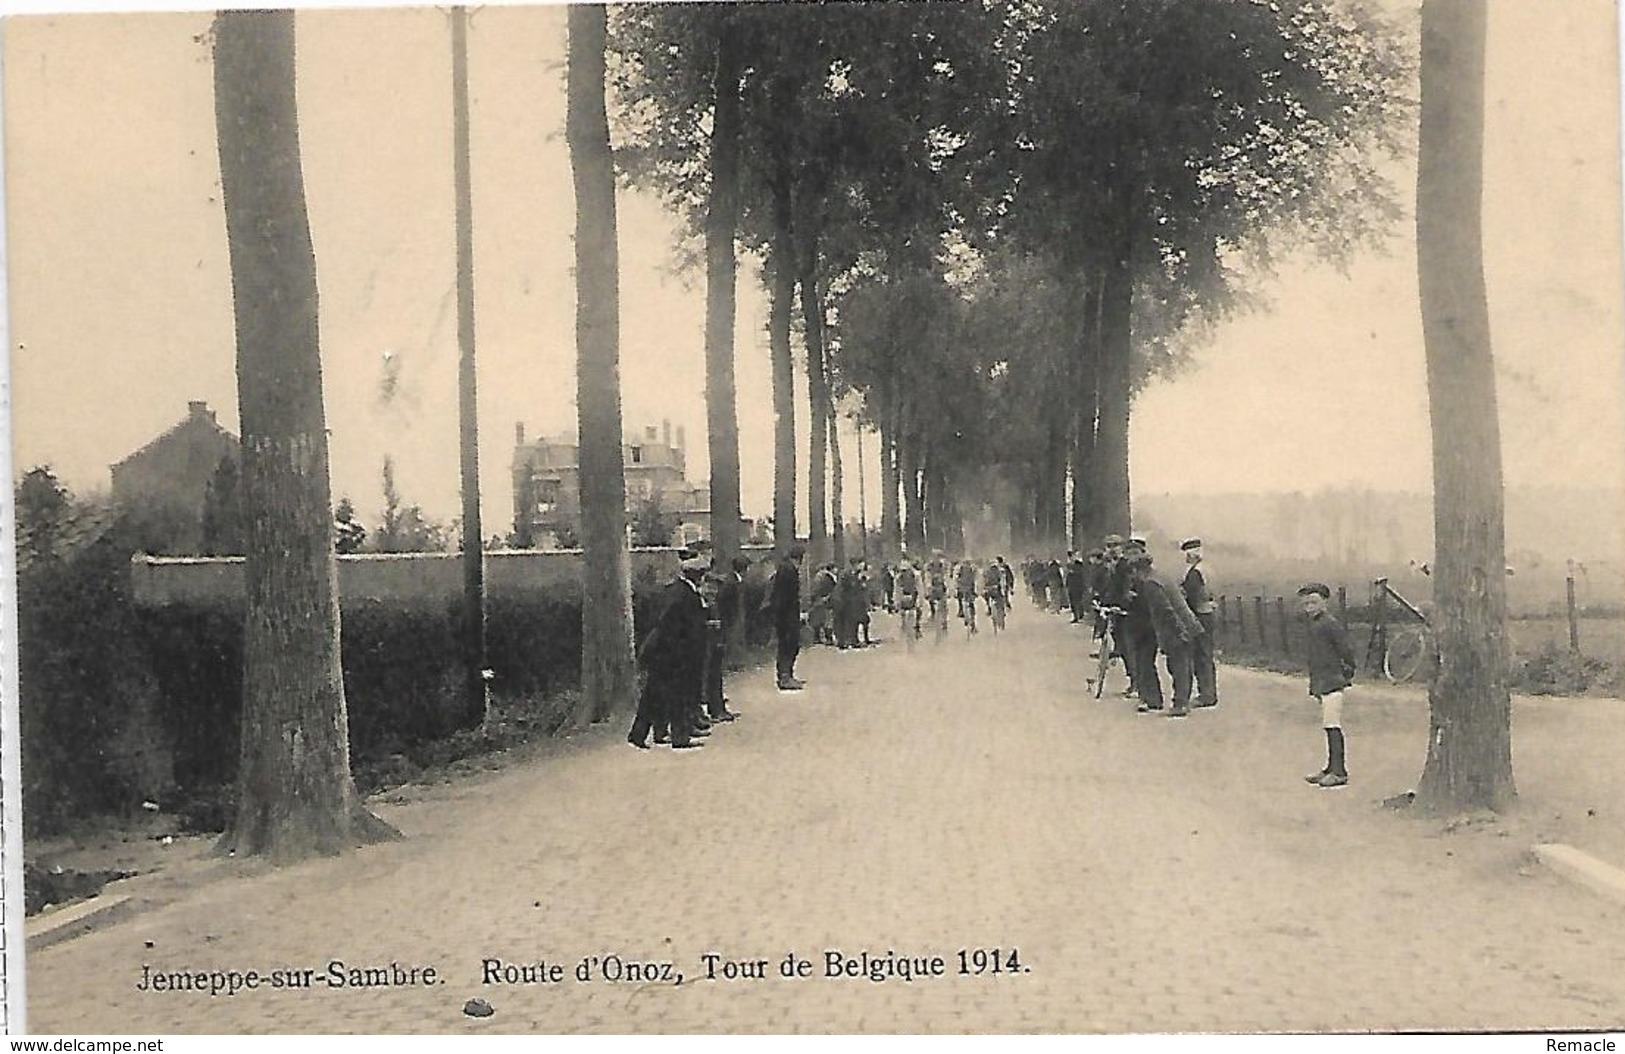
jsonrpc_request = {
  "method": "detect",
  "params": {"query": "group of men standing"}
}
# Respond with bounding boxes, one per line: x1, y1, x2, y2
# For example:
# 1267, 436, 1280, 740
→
626, 529, 1224, 747
1089, 534, 1220, 717
806, 557, 876, 649
627, 546, 752, 751
1020, 536, 1219, 716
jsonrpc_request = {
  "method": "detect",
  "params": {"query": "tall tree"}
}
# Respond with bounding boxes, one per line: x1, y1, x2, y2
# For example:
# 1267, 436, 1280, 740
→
828, 391, 846, 566
212, 9, 395, 860
568, 2, 636, 725
766, 141, 798, 553
1413, 0, 1514, 811
703, 12, 745, 566
451, 4, 487, 731
802, 257, 829, 563
1002, 0, 1408, 539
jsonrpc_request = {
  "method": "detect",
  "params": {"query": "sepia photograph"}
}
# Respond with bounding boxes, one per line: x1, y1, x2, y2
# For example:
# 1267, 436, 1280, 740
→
4, 0, 1625, 1037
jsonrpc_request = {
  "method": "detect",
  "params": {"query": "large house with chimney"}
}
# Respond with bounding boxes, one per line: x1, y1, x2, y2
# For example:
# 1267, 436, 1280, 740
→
110, 400, 240, 553
511, 420, 709, 549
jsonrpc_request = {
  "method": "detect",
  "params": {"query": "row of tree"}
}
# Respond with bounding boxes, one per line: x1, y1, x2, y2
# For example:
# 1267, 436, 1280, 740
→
195, 0, 1510, 861
600, 0, 1512, 812
610, 1, 1410, 558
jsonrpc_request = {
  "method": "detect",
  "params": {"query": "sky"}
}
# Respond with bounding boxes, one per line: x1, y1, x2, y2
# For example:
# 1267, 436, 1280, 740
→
4, 0, 1625, 540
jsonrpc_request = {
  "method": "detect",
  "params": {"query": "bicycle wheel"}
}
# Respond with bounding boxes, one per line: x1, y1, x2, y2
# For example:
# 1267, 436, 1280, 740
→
1384, 625, 1435, 684
991, 599, 1006, 634
1093, 635, 1112, 698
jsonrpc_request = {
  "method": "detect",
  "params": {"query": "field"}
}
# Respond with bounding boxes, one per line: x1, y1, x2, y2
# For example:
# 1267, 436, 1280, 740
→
1508, 616, 1625, 669
1196, 553, 1625, 696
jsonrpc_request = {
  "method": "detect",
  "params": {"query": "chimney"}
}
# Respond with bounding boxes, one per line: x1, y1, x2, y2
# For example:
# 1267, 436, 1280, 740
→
515, 421, 526, 446
188, 400, 214, 423
663, 418, 672, 449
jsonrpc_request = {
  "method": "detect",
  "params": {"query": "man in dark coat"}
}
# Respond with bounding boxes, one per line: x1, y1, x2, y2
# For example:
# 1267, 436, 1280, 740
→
1065, 552, 1089, 623
1136, 554, 1205, 717
1180, 538, 1220, 708
628, 554, 711, 750
768, 544, 806, 689
1102, 536, 1140, 696
705, 555, 750, 722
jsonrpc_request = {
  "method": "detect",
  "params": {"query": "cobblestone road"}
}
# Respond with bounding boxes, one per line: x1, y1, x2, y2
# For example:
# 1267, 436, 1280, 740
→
26, 608, 1625, 1034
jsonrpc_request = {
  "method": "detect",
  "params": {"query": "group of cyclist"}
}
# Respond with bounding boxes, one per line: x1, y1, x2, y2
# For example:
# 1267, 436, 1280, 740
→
886, 551, 1018, 643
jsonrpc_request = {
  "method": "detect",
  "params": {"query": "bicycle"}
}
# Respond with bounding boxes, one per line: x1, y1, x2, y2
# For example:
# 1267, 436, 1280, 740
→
961, 591, 979, 638
985, 590, 1007, 634
1090, 603, 1124, 698
898, 594, 921, 652
1364, 576, 1437, 684
928, 593, 949, 644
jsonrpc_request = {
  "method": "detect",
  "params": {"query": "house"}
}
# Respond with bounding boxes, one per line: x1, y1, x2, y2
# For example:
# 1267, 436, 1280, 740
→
110, 400, 240, 553
511, 420, 708, 548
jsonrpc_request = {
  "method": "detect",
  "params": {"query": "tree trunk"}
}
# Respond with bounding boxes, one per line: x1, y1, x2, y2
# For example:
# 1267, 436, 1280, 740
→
1414, 0, 1515, 812
213, 9, 396, 861
1071, 267, 1103, 548
802, 246, 828, 565
452, 5, 487, 731
856, 422, 869, 563
704, 13, 744, 565
1092, 198, 1135, 536
568, 3, 636, 726
768, 73, 798, 555
879, 392, 900, 559
829, 392, 846, 567
900, 414, 926, 553
769, 237, 797, 553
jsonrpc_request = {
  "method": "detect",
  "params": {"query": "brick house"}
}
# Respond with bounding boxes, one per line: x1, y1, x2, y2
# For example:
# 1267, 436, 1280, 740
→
511, 420, 709, 548
110, 400, 239, 553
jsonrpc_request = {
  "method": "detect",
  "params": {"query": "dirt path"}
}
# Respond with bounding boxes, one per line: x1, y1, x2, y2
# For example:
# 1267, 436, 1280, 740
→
25, 609, 1625, 1033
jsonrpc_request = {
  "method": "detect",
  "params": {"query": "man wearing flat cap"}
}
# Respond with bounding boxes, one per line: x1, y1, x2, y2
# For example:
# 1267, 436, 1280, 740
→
629, 552, 710, 750
768, 544, 807, 690
1130, 552, 1204, 715
1098, 534, 1139, 696
1180, 538, 1220, 708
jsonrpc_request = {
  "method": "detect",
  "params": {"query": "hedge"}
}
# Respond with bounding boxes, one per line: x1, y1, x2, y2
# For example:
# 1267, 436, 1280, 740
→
18, 526, 770, 836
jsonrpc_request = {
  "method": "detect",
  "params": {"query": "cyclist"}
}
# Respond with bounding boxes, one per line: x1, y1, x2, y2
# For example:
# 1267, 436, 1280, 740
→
924, 551, 950, 638
982, 558, 1008, 631
955, 558, 979, 621
996, 556, 1015, 608
895, 558, 921, 640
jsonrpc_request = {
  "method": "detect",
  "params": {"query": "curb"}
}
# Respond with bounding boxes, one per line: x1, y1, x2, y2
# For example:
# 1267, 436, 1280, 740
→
25, 893, 140, 953
1532, 843, 1625, 907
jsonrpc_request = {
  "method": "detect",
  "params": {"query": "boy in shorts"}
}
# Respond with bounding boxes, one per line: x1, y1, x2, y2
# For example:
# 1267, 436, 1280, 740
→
1299, 582, 1356, 788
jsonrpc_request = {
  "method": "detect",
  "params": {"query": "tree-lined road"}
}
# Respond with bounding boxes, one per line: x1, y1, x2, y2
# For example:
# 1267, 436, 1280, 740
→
28, 613, 1625, 1034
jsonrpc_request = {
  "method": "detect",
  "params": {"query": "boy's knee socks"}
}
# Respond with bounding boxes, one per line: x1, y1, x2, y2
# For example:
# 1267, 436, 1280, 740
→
1326, 726, 1347, 776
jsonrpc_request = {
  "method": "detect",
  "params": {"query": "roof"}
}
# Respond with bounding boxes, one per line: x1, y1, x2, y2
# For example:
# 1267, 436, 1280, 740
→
111, 404, 238, 472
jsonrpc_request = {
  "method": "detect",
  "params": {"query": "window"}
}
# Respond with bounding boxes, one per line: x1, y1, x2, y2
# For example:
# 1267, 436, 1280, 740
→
629, 446, 643, 464
534, 479, 560, 516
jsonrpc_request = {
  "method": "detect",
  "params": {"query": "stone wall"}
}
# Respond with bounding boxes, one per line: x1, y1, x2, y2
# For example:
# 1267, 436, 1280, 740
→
129, 545, 781, 609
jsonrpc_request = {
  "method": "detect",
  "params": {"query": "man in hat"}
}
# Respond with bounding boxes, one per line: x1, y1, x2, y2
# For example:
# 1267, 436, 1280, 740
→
628, 552, 711, 750
1180, 538, 1220, 708
768, 544, 807, 689
1300, 582, 1356, 787
1100, 535, 1141, 696
1133, 553, 1204, 716
706, 554, 751, 722
1065, 550, 1089, 623
1119, 547, 1155, 703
